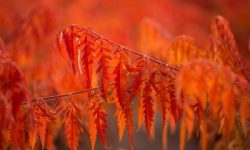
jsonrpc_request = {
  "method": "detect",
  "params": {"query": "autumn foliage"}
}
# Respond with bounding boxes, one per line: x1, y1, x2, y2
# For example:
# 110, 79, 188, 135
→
0, 0, 250, 150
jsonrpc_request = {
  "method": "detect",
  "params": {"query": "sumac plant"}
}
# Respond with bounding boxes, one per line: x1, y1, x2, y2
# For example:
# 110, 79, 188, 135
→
0, 11, 250, 150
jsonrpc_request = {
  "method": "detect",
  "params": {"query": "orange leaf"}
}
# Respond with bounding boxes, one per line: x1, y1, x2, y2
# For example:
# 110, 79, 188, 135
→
211, 16, 249, 81
95, 103, 108, 147
64, 100, 82, 150
137, 97, 144, 131
167, 36, 207, 66
180, 118, 186, 150
116, 106, 125, 141
88, 106, 97, 150
28, 102, 54, 150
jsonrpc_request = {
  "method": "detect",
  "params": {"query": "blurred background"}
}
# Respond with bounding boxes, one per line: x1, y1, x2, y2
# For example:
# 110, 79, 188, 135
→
0, 0, 249, 149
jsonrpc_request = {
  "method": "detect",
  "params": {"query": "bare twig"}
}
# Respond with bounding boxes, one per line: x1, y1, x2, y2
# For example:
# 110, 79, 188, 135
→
81, 25, 178, 72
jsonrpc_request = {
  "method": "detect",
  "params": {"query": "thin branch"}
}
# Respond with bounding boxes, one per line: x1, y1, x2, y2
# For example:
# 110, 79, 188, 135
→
22, 83, 115, 105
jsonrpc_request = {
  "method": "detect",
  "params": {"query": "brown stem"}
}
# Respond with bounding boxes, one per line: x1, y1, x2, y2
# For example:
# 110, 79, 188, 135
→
22, 83, 115, 105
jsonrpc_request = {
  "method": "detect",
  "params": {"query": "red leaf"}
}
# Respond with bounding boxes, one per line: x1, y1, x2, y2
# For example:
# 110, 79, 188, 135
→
0, 59, 27, 119
128, 57, 145, 103
78, 36, 95, 89
113, 49, 128, 112
95, 40, 112, 99
56, 26, 79, 73
142, 72, 156, 138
